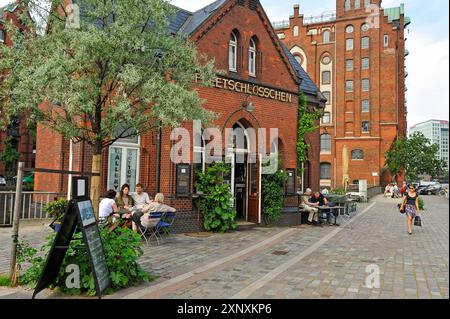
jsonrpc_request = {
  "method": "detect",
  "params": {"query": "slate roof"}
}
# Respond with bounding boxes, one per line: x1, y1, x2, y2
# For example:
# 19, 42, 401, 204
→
177, 0, 227, 36
280, 42, 322, 98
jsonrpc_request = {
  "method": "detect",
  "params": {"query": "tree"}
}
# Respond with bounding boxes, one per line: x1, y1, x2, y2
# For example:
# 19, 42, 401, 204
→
385, 132, 446, 182
0, 137, 20, 174
0, 0, 216, 214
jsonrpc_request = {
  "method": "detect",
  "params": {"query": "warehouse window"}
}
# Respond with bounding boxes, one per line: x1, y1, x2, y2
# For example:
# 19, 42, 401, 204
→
346, 59, 354, 71
321, 134, 332, 152
346, 38, 354, 51
346, 25, 354, 34
362, 100, 370, 112
293, 26, 299, 37
322, 112, 331, 124
361, 37, 370, 49
352, 149, 364, 160
362, 78, 370, 91
355, 0, 361, 9
362, 57, 370, 69
346, 80, 354, 93
320, 163, 332, 180
362, 121, 370, 133
229, 31, 238, 72
323, 30, 330, 43
345, 0, 351, 11
323, 91, 331, 105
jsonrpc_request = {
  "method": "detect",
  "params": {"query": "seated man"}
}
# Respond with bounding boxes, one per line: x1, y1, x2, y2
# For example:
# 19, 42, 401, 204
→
300, 188, 319, 225
137, 193, 176, 229
309, 191, 334, 225
131, 183, 152, 212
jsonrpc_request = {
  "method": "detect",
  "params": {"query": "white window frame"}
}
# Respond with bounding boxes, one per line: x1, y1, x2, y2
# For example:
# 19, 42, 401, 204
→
323, 30, 330, 43
107, 137, 141, 192
249, 38, 256, 77
229, 32, 238, 72
362, 78, 370, 92
361, 37, 370, 49
293, 26, 299, 37
362, 57, 370, 69
346, 25, 354, 34
346, 59, 354, 71
355, 0, 361, 9
362, 99, 370, 112
345, 0, 351, 11
346, 38, 354, 51
322, 112, 331, 124
346, 80, 354, 93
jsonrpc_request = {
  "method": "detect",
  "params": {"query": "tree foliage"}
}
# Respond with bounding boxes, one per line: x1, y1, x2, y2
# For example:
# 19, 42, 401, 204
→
297, 93, 321, 172
261, 166, 287, 225
385, 132, 446, 181
0, 136, 19, 172
0, 0, 217, 152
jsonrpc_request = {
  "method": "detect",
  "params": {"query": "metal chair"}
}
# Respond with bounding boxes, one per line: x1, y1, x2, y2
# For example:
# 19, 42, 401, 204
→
157, 211, 177, 237
134, 212, 163, 245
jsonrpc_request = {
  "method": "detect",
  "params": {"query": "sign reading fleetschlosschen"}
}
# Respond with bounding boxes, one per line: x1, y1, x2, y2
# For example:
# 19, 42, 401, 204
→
195, 74, 294, 103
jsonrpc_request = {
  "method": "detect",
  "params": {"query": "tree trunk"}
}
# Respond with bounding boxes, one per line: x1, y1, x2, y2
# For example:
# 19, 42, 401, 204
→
90, 153, 102, 218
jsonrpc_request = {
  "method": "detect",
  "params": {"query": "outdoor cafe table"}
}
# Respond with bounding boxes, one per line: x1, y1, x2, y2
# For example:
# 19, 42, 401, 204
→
316, 205, 345, 226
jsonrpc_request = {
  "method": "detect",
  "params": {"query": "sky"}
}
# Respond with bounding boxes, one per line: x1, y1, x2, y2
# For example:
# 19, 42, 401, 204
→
1, 0, 448, 128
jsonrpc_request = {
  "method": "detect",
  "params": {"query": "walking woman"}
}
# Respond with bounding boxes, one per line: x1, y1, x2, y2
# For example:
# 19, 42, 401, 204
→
400, 185, 420, 235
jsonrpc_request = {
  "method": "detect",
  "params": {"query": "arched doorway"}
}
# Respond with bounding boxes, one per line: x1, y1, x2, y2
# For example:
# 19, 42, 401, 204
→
226, 120, 261, 224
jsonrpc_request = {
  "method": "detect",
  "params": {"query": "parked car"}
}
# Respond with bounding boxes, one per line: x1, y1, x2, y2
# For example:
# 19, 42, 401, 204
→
12, 172, 34, 185
0, 175, 6, 186
418, 182, 442, 195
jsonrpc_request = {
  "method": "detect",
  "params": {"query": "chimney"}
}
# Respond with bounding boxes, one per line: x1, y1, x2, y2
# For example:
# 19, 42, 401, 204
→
293, 4, 300, 18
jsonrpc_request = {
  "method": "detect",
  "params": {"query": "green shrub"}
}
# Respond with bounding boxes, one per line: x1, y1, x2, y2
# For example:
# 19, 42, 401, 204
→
0, 275, 10, 287
262, 169, 288, 225
19, 227, 151, 296
44, 198, 69, 222
418, 197, 425, 211
330, 188, 346, 195
196, 163, 237, 232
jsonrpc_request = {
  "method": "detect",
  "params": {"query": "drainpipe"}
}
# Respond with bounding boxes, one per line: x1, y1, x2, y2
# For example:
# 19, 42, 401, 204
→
155, 125, 162, 193
67, 139, 73, 200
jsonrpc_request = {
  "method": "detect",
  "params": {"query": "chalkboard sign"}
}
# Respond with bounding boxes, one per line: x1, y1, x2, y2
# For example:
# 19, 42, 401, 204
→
73, 199, 111, 296
33, 178, 111, 299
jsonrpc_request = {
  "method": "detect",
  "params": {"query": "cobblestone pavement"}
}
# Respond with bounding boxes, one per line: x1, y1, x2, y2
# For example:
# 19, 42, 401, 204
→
0, 195, 448, 299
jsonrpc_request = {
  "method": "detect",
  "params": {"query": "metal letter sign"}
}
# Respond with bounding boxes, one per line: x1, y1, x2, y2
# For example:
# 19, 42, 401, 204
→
33, 177, 110, 299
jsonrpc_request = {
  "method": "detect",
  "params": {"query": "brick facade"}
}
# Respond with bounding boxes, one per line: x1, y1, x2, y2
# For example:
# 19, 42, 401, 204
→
275, 0, 409, 188
34, 0, 324, 230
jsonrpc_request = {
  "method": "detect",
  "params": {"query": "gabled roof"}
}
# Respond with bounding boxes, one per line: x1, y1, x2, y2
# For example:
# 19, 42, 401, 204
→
177, 0, 227, 36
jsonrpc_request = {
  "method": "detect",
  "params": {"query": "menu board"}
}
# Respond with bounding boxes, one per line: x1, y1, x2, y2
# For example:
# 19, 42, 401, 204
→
83, 225, 110, 294
176, 164, 191, 196
33, 199, 110, 299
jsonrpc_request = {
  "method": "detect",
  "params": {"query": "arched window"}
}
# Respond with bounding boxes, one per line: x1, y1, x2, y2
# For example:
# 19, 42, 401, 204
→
229, 31, 238, 72
293, 26, 299, 37
0, 30, 5, 43
321, 134, 332, 152
320, 163, 332, 180
345, 25, 354, 34
351, 149, 364, 160
248, 37, 257, 76
323, 30, 330, 43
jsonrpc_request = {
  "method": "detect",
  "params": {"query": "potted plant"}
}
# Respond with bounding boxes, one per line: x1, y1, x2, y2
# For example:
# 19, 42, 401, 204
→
44, 199, 69, 232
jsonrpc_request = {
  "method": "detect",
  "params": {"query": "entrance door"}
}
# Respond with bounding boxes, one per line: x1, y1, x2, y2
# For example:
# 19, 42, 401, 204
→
247, 154, 261, 224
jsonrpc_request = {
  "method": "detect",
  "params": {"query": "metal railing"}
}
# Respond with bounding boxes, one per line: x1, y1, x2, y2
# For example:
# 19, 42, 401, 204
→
0, 191, 58, 226
303, 12, 336, 25
272, 20, 290, 30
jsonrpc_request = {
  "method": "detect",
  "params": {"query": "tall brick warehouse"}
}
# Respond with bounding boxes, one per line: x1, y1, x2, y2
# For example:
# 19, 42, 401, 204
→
34, 0, 325, 231
274, 0, 410, 189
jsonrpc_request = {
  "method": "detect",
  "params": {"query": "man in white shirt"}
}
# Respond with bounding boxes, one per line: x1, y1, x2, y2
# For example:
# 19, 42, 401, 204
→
131, 184, 152, 211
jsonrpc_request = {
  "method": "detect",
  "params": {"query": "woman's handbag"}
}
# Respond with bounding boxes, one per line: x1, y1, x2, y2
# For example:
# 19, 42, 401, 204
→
414, 215, 422, 227
397, 203, 405, 214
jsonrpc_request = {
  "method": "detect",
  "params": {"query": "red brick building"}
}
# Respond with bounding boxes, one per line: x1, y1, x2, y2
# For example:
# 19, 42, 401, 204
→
274, 0, 410, 189
35, 0, 325, 231
0, 2, 35, 177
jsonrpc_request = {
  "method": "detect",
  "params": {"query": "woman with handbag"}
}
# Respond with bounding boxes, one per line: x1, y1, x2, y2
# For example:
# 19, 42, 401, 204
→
400, 185, 420, 235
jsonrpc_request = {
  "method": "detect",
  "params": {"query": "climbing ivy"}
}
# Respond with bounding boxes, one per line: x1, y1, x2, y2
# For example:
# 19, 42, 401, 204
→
297, 93, 322, 174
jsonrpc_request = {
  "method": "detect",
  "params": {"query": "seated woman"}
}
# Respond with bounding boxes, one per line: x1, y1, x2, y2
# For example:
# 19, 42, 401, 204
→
138, 193, 176, 228
115, 184, 136, 229
99, 190, 119, 222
